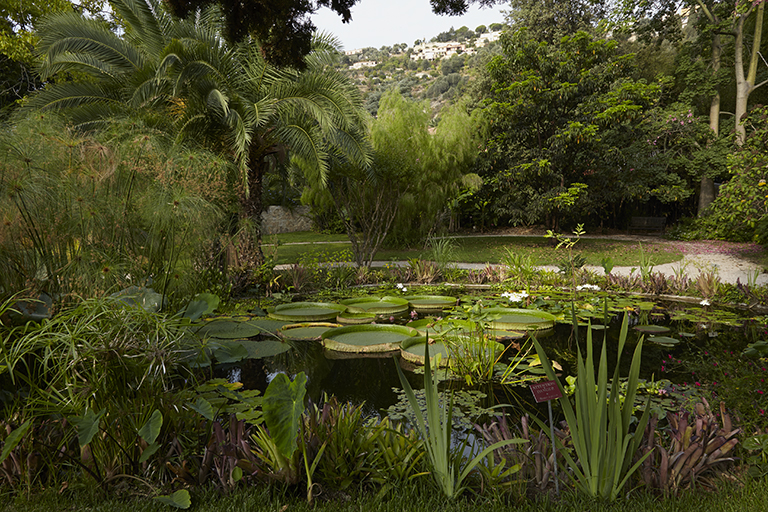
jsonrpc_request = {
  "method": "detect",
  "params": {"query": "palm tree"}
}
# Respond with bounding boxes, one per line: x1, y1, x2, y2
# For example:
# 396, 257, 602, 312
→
29, 0, 370, 265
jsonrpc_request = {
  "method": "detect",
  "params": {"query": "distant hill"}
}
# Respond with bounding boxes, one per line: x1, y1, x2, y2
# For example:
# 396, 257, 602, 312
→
337, 25, 505, 116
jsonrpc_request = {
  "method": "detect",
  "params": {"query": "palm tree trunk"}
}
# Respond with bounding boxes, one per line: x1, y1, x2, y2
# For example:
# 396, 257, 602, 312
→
238, 148, 266, 268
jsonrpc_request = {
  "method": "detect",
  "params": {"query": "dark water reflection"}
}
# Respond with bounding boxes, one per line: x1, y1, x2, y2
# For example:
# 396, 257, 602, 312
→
224, 301, 764, 420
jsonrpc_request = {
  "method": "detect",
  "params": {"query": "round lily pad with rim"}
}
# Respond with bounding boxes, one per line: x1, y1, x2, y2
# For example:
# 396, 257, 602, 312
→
406, 318, 467, 336
194, 319, 268, 339
483, 308, 556, 331
400, 336, 451, 367
322, 324, 418, 353
336, 311, 376, 325
341, 296, 409, 316
278, 322, 341, 341
404, 295, 457, 312
485, 327, 527, 340
268, 302, 347, 322
210, 338, 291, 362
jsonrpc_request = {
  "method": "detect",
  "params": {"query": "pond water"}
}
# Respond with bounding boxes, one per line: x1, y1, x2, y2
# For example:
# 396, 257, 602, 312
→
216, 292, 765, 424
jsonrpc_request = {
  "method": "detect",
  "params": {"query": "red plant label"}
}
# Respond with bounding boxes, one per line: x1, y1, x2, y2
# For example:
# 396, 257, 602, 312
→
529, 380, 563, 403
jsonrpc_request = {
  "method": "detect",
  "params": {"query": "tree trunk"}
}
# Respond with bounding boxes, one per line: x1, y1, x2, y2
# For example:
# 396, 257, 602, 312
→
734, 2, 764, 146
238, 146, 266, 268
699, 33, 722, 216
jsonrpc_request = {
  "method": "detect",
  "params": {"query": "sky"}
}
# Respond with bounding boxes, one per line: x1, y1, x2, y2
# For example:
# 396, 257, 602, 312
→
311, 0, 508, 51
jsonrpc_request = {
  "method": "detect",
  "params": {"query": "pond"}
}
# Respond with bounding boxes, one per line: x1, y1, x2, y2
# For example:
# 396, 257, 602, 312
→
201, 289, 766, 425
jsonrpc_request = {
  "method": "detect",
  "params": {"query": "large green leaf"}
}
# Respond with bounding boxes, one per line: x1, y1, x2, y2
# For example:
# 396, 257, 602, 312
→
69, 408, 105, 447
188, 397, 214, 421
0, 419, 32, 463
182, 293, 220, 321
138, 409, 163, 445
153, 489, 191, 509
263, 372, 307, 459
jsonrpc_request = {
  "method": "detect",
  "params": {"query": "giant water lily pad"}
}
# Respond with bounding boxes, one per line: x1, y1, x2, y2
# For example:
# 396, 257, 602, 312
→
484, 308, 556, 331
268, 302, 347, 322
400, 336, 451, 367
634, 325, 671, 334
322, 324, 418, 353
195, 319, 267, 339
485, 327, 527, 340
404, 295, 457, 312
341, 297, 409, 316
278, 323, 340, 341
203, 338, 292, 364
647, 336, 680, 347
406, 318, 468, 336
336, 311, 376, 325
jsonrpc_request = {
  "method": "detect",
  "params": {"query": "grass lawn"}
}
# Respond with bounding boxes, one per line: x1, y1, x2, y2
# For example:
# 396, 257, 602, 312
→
7, 477, 768, 512
270, 232, 685, 267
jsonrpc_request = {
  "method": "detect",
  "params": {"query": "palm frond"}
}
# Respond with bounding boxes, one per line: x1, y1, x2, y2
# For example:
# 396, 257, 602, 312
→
25, 82, 126, 113
110, 0, 168, 58
37, 12, 146, 78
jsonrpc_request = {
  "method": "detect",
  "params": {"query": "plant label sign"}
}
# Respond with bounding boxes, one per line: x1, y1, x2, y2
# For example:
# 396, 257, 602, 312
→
529, 380, 562, 403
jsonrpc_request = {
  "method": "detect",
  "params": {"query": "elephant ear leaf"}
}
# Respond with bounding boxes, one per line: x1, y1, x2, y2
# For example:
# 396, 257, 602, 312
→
138, 410, 163, 445
182, 293, 220, 321
69, 409, 105, 447
188, 397, 214, 421
263, 372, 307, 459
153, 489, 191, 509
0, 419, 33, 463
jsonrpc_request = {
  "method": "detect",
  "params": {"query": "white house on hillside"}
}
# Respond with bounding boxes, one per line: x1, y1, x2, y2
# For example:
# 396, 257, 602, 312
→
350, 60, 377, 69
410, 41, 467, 61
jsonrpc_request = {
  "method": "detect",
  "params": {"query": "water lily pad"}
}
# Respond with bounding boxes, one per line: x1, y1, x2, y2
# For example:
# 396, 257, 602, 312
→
268, 302, 347, 322
341, 297, 409, 316
278, 323, 340, 341
246, 318, 290, 333
195, 319, 268, 339
322, 324, 418, 353
336, 312, 376, 325
400, 336, 451, 367
647, 336, 679, 346
484, 308, 556, 331
485, 327, 527, 340
211, 339, 291, 362
633, 325, 670, 334
406, 318, 467, 336
404, 295, 457, 312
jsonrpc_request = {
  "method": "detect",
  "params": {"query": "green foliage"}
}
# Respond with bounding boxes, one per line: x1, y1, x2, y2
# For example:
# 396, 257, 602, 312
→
0, 116, 230, 304
394, 338, 526, 498
532, 313, 652, 501
304, 90, 478, 264
263, 372, 307, 460
29, 0, 370, 271
470, 29, 729, 229
693, 106, 768, 242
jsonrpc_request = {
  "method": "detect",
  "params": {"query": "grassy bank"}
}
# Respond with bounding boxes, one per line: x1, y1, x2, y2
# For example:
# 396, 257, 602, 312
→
268, 232, 685, 267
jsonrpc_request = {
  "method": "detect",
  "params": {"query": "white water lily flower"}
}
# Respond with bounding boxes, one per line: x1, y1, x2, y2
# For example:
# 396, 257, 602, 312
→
501, 291, 528, 302
700, 299, 711, 306
576, 284, 600, 291
396, 283, 404, 289
402, 287, 407, 293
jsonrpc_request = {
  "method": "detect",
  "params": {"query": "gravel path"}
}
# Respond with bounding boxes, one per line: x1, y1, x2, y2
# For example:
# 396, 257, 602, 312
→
277, 232, 768, 286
